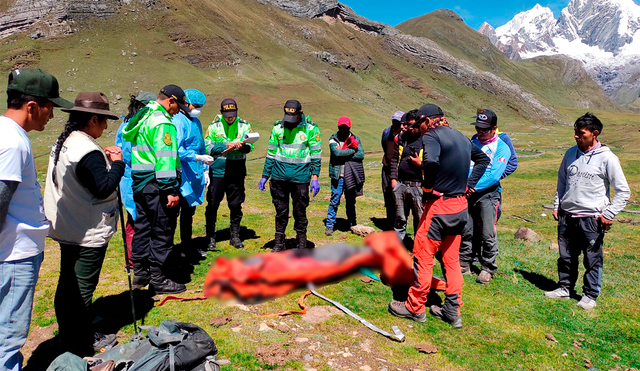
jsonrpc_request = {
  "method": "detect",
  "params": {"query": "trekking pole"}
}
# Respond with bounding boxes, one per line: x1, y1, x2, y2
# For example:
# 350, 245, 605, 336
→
117, 188, 141, 339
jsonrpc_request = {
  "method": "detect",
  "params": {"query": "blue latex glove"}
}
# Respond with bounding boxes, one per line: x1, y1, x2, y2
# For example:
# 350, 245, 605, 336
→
310, 179, 320, 197
258, 177, 268, 192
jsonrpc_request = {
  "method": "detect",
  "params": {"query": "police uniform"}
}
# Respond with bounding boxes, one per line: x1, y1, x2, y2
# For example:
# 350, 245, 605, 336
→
204, 100, 253, 249
261, 100, 322, 251
121, 85, 189, 294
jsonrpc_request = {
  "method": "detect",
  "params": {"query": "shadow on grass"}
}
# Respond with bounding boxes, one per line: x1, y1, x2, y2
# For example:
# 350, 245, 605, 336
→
370, 217, 390, 231
331, 218, 354, 233
514, 268, 557, 292
215, 226, 260, 243
262, 238, 317, 250
24, 289, 155, 371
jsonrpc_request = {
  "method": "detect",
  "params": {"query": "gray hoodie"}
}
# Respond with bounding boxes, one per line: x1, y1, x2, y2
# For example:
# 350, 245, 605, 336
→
554, 144, 630, 220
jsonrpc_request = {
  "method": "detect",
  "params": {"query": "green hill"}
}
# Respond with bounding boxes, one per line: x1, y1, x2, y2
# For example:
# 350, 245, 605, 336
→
396, 9, 617, 112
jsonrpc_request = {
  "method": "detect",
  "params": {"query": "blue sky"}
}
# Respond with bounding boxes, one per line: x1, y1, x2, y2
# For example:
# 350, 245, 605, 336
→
340, 0, 639, 30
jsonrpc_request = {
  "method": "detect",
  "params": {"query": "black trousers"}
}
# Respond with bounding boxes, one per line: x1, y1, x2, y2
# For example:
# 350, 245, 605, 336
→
132, 182, 179, 267
178, 195, 196, 243
381, 166, 395, 230
55, 243, 107, 353
459, 189, 501, 274
557, 210, 605, 300
270, 180, 309, 235
205, 176, 245, 236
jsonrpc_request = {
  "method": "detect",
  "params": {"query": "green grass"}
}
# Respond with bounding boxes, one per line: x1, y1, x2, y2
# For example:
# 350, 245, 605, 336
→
1, 0, 638, 369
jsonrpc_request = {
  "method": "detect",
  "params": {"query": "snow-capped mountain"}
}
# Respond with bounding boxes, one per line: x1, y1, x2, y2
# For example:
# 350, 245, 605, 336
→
479, 0, 640, 106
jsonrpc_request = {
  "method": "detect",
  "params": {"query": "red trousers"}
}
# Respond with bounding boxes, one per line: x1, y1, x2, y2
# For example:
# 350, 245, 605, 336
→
406, 195, 468, 316
125, 213, 135, 270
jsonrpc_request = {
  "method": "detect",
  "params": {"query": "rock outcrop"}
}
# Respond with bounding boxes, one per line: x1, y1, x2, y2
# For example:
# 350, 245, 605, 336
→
382, 34, 557, 121
0, 0, 135, 40
255, 0, 397, 35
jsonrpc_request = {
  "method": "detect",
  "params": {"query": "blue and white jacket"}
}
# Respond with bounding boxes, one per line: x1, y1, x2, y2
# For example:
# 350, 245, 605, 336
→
469, 135, 511, 192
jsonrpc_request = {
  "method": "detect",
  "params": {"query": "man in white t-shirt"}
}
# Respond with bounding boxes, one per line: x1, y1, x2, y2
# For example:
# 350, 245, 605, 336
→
0, 68, 71, 371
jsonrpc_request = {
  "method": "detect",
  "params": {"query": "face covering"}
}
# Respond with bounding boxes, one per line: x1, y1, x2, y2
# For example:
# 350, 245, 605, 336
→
189, 108, 202, 118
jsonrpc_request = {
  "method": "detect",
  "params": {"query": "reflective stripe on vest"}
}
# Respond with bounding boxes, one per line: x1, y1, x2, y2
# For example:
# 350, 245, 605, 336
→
132, 163, 155, 171
156, 170, 177, 178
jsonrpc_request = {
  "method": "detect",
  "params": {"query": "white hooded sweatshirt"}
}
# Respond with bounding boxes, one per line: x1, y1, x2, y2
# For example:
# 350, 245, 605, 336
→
554, 143, 630, 220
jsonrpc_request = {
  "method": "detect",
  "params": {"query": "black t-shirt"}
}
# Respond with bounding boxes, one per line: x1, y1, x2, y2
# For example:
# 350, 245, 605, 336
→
391, 131, 423, 182
421, 126, 489, 196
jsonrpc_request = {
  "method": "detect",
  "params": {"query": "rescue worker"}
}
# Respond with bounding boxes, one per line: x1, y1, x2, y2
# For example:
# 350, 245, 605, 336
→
387, 104, 489, 328
204, 99, 253, 250
173, 89, 213, 249
115, 91, 156, 270
121, 85, 189, 295
259, 100, 322, 252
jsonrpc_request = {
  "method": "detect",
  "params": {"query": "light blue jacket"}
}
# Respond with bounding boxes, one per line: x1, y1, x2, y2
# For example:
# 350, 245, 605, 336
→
115, 119, 136, 220
174, 112, 208, 206
469, 136, 511, 192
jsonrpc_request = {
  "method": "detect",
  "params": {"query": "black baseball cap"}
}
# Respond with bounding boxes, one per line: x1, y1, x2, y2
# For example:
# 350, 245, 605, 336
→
471, 109, 497, 128
220, 98, 238, 119
160, 84, 189, 115
283, 99, 302, 123
416, 103, 444, 121
7, 68, 73, 108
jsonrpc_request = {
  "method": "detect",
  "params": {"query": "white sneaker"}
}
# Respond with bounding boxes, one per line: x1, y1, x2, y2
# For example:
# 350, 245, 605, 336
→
576, 296, 597, 310
544, 287, 570, 299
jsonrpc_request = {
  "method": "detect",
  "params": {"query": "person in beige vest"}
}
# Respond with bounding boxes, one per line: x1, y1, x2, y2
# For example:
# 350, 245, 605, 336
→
44, 92, 124, 356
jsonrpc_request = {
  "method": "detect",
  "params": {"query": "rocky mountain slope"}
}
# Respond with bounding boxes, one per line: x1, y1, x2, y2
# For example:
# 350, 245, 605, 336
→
0, 0, 620, 133
478, 0, 640, 108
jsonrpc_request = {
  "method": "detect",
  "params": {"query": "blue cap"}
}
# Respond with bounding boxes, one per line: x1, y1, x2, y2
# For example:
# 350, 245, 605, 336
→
392, 110, 404, 122
184, 89, 206, 106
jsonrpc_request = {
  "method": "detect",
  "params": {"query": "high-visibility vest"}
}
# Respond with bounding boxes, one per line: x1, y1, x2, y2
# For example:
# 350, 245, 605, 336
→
125, 101, 179, 193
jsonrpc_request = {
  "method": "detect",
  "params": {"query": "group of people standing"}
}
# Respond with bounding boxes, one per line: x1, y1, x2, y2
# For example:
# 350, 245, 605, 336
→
380, 103, 629, 328
0, 66, 632, 370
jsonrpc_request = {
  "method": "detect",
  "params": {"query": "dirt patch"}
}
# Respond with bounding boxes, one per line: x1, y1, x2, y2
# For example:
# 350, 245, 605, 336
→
416, 343, 438, 354
22, 323, 58, 360
302, 305, 344, 324
254, 343, 301, 366
209, 316, 232, 327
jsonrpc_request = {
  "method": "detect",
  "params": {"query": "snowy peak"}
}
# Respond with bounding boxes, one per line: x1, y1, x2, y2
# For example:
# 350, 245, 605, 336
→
496, 4, 555, 39
480, 0, 640, 106
556, 0, 640, 51
478, 22, 497, 43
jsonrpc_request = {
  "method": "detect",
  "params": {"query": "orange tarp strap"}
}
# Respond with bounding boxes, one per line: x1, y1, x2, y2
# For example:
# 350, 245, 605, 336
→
257, 290, 312, 318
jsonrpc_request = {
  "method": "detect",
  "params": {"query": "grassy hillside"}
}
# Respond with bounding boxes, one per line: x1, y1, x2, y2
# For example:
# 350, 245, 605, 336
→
0, 0, 639, 370
396, 10, 618, 112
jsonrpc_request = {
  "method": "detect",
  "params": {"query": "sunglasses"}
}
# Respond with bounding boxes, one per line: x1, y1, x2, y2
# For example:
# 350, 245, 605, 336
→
475, 126, 492, 133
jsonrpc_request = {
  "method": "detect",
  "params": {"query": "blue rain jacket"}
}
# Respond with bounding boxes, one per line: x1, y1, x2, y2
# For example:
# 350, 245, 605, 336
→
115, 119, 136, 220
174, 112, 208, 206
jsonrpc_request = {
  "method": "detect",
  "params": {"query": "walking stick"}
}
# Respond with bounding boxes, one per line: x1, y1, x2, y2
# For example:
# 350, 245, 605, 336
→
117, 188, 142, 340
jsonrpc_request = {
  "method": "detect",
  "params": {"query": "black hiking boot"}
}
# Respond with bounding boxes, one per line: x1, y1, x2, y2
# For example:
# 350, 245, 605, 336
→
230, 223, 244, 249
388, 301, 426, 322
430, 305, 463, 328
296, 232, 308, 249
132, 262, 150, 289
150, 266, 186, 295
272, 232, 286, 252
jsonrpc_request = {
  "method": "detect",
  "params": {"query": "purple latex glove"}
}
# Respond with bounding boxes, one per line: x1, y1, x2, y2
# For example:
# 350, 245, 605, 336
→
258, 177, 268, 192
310, 179, 320, 197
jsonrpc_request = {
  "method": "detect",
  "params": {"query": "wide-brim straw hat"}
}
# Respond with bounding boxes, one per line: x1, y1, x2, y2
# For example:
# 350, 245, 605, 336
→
61, 92, 119, 120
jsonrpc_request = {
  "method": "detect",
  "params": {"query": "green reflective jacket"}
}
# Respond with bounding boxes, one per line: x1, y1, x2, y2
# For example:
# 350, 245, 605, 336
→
262, 114, 322, 183
204, 115, 253, 178
121, 101, 180, 194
